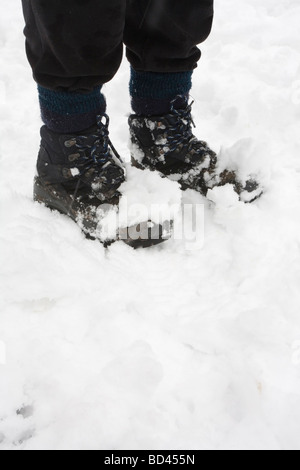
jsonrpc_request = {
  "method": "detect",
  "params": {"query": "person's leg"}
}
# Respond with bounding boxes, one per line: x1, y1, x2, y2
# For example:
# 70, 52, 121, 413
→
126, 0, 262, 202
22, 1, 167, 247
21, 1, 127, 242
22, 0, 126, 132
124, 0, 214, 115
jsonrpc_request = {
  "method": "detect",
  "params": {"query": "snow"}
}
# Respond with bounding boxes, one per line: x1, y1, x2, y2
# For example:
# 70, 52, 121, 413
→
1, 0, 300, 450
70, 168, 80, 177
119, 167, 182, 226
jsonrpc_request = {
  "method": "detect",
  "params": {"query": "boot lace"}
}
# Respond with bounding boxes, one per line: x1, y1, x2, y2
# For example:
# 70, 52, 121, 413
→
65, 114, 123, 177
155, 99, 196, 154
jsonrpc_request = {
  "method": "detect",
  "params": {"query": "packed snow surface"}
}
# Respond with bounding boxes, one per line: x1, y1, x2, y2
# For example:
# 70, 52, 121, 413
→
1, 0, 300, 450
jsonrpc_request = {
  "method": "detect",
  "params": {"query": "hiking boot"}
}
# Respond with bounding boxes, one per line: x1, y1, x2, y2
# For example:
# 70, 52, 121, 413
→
34, 115, 168, 247
129, 99, 262, 203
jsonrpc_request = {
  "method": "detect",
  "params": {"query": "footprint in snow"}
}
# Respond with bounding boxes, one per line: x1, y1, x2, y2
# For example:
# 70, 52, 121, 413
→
0, 405, 35, 448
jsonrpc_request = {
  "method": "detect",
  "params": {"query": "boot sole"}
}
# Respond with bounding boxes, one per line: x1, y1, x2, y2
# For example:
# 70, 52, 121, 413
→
34, 177, 171, 249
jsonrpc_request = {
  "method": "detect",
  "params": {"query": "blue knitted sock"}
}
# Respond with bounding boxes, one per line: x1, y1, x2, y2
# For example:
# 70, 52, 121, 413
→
38, 85, 106, 133
130, 68, 193, 116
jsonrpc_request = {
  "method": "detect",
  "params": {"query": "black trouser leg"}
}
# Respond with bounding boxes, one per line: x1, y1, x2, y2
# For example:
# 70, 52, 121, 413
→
125, 0, 214, 115
22, 0, 214, 91
22, 0, 127, 131
124, 0, 214, 73
22, 0, 126, 92
22, 0, 214, 127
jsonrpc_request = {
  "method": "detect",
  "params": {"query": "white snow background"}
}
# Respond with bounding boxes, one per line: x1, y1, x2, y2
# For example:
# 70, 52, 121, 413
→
1, 0, 300, 450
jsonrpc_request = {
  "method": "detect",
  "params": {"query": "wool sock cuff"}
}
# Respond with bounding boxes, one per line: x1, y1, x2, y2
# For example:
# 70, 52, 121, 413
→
38, 85, 106, 133
130, 68, 193, 115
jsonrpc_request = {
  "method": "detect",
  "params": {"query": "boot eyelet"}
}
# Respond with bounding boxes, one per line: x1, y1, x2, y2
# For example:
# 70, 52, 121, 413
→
62, 168, 72, 179
68, 153, 80, 162
64, 139, 76, 148
85, 168, 95, 179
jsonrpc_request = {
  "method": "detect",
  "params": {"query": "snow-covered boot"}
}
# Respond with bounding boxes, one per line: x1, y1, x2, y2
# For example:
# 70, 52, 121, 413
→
129, 100, 262, 203
34, 115, 167, 247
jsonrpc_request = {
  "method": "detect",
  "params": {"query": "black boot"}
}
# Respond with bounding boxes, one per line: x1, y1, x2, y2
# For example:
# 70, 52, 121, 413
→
129, 100, 262, 203
34, 115, 168, 247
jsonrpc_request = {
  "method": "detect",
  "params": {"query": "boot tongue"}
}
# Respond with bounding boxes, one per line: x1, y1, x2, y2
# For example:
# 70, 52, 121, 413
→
73, 122, 99, 136
171, 95, 189, 111
82, 161, 125, 202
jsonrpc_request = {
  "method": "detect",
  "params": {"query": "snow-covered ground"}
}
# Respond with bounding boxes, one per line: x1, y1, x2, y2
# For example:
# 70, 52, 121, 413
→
1, 0, 300, 450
